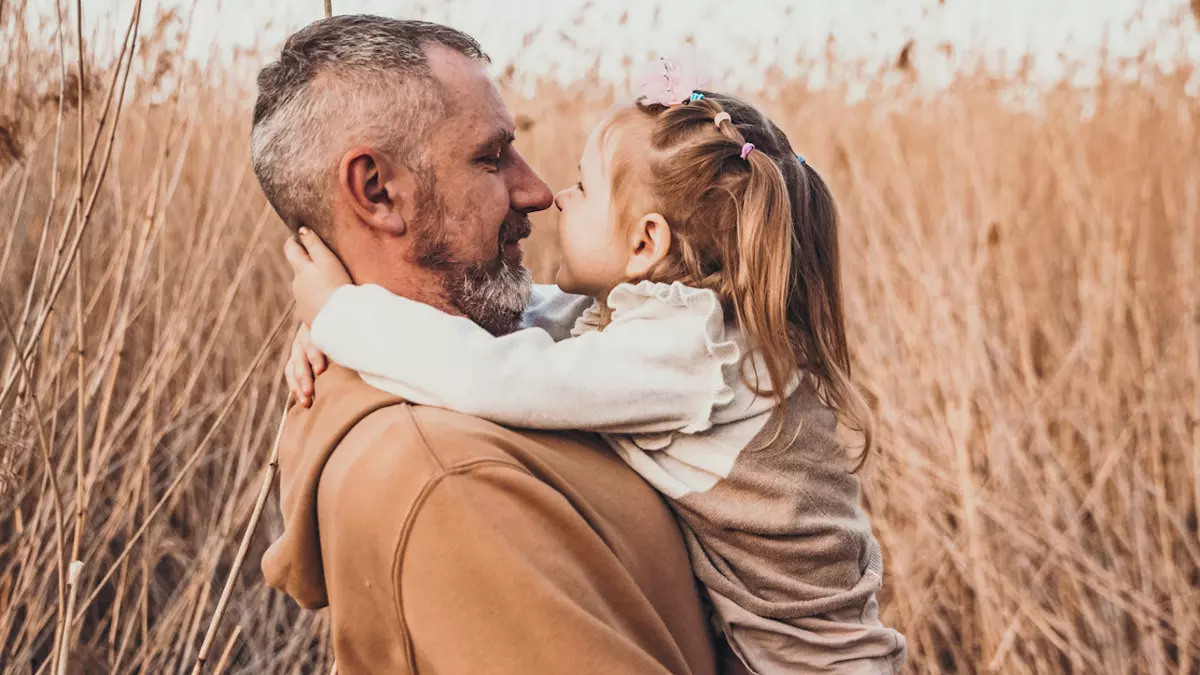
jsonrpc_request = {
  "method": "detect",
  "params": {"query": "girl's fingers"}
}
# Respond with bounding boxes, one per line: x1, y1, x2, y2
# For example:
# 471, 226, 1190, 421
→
296, 324, 327, 375
298, 227, 340, 269
289, 339, 313, 405
306, 345, 327, 376
285, 360, 302, 403
291, 335, 305, 368
292, 361, 312, 407
297, 323, 315, 350
297, 357, 315, 399
291, 338, 315, 396
283, 236, 312, 272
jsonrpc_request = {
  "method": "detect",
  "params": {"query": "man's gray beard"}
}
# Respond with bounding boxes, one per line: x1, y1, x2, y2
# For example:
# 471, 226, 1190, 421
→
445, 257, 532, 336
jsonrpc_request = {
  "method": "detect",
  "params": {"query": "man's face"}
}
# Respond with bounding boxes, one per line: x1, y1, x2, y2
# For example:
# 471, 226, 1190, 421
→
411, 46, 554, 335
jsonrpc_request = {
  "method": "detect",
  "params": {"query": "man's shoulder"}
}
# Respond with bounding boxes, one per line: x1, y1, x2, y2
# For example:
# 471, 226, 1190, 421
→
320, 398, 655, 543
308, 367, 644, 544
310, 365, 605, 475
317, 396, 607, 517
319, 401, 518, 506
407, 404, 607, 468
339, 399, 585, 474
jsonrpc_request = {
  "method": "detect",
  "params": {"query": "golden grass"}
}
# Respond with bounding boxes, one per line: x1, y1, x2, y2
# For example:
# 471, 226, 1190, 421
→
1, 2, 1198, 673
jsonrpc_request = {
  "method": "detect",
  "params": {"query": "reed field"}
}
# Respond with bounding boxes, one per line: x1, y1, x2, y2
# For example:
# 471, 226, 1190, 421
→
1, 2, 1198, 673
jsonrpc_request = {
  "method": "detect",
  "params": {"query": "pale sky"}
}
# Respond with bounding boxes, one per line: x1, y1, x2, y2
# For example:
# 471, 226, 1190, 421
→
35, 0, 1200, 96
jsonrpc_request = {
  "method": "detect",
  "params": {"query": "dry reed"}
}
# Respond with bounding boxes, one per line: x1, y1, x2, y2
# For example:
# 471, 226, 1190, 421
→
1, 1, 1198, 673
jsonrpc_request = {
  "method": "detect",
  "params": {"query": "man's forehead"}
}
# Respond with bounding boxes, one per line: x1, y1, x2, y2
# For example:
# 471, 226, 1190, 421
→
426, 44, 514, 137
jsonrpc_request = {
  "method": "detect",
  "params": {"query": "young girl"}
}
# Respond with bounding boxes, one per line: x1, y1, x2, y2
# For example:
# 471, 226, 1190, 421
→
284, 86, 906, 674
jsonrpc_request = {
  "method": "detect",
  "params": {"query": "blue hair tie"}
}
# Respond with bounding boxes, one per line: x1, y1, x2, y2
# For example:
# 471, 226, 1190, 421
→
796, 154, 807, 164
688, 92, 705, 102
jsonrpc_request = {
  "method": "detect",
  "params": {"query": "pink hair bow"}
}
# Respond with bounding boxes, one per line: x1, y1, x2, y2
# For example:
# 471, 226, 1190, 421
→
636, 46, 712, 106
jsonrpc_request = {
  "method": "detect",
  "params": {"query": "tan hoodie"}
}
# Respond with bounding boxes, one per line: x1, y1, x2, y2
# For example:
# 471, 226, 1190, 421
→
261, 365, 721, 675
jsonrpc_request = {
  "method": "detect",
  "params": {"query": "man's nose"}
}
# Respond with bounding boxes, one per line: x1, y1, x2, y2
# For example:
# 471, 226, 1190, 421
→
507, 147, 554, 214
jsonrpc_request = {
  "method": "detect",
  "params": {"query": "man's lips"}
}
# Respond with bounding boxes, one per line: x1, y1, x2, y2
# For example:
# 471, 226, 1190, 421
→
502, 240, 524, 261
500, 218, 532, 257
500, 235, 527, 262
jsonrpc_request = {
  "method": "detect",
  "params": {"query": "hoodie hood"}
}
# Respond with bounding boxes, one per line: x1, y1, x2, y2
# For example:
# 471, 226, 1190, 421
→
261, 365, 404, 608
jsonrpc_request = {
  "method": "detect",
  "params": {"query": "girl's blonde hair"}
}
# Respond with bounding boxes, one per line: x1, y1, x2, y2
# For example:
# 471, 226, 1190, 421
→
604, 92, 875, 465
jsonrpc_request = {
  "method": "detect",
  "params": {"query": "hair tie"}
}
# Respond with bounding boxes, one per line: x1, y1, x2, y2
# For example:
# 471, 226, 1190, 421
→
689, 92, 705, 103
740, 143, 755, 160
714, 112, 731, 126
796, 154, 806, 164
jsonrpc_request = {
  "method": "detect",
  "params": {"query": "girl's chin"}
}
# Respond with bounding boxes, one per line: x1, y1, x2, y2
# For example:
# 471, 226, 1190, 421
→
554, 267, 585, 296
555, 263, 620, 298
554, 270, 575, 293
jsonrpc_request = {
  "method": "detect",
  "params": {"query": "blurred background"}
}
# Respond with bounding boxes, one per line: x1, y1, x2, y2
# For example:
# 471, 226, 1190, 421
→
1, 1, 1198, 673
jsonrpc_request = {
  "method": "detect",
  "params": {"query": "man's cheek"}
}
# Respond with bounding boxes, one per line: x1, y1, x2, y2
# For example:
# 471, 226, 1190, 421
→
462, 174, 505, 212
489, 176, 509, 214
485, 180, 511, 225
463, 179, 508, 244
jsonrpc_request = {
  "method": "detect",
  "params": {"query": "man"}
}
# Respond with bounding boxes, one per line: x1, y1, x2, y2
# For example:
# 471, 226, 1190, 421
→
251, 15, 721, 674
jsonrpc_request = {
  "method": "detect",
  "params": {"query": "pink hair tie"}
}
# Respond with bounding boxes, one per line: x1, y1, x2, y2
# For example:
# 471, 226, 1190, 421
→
740, 142, 755, 160
714, 112, 731, 126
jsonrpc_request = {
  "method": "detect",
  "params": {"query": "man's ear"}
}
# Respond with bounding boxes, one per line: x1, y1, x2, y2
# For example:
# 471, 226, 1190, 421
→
338, 145, 417, 236
624, 212, 672, 278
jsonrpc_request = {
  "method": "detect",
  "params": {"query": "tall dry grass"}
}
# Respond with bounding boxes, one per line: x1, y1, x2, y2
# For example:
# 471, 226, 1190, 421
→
1, 2, 1198, 673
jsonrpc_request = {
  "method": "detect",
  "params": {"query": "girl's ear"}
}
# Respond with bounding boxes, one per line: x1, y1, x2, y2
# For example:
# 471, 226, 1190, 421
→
624, 212, 672, 279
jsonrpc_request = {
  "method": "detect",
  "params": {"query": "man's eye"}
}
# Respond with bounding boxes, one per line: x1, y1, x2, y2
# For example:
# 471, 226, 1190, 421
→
575, 181, 584, 194
478, 149, 504, 167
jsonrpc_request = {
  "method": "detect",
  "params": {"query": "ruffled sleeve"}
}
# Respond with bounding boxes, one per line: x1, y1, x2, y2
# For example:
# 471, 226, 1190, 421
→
599, 281, 741, 435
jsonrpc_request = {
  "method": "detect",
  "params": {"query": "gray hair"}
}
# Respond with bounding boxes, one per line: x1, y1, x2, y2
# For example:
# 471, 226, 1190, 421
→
250, 15, 488, 234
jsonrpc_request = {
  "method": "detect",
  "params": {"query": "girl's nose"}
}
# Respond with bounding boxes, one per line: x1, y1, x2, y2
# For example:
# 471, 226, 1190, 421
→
553, 188, 571, 211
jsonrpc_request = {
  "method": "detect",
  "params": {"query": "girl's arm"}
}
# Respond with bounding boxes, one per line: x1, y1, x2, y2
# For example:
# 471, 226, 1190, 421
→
310, 283, 737, 435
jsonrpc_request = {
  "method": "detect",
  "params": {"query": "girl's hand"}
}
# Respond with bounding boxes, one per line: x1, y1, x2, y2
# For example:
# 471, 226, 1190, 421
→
285, 324, 327, 407
284, 227, 352, 327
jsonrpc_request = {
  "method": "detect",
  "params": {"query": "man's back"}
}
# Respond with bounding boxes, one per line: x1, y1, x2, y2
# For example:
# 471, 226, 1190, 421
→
263, 366, 718, 674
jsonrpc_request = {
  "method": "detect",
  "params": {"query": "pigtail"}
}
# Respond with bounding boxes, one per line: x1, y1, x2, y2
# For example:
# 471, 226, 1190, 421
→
789, 164, 876, 466
712, 113, 799, 405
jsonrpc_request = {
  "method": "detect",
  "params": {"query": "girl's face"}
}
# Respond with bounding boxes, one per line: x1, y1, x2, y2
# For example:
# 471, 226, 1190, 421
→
552, 117, 633, 298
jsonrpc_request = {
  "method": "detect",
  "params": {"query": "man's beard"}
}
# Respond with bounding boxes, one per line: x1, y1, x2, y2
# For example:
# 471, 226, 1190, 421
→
411, 192, 533, 336
444, 243, 533, 336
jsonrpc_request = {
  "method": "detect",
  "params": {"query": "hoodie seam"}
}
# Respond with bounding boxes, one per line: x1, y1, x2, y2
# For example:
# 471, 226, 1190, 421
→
391, 457, 529, 673
405, 406, 448, 473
